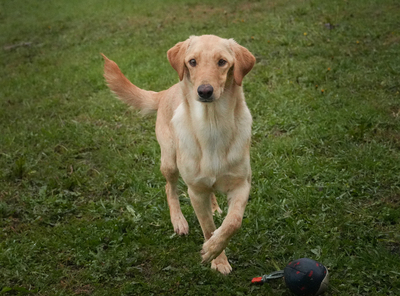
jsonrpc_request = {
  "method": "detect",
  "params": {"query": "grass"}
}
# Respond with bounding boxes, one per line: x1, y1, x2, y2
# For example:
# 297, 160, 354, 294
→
1, 0, 400, 295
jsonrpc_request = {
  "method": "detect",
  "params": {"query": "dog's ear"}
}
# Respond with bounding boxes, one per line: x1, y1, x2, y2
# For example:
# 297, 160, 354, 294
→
230, 40, 256, 86
167, 39, 191, 81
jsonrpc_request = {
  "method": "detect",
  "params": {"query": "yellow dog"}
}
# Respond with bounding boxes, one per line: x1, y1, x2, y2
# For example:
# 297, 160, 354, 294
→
102, 35, 255, 274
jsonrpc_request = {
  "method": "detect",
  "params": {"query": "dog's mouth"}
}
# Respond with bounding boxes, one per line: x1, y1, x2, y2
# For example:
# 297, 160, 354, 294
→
198, 96, 215, 103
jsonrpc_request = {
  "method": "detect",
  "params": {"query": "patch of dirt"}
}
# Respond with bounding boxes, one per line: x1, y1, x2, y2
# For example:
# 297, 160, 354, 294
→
138, 260, 155, 278
390, 106, 400, 118
272, 129, 288, 137
384, 34, 400, 46
387, 242, 400, 255
73, 285, 94, 295
382, 195, 400, 207
375, 129, 400, 149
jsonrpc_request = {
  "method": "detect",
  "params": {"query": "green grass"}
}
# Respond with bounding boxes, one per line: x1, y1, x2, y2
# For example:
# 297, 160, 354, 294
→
1, 0, 400, 295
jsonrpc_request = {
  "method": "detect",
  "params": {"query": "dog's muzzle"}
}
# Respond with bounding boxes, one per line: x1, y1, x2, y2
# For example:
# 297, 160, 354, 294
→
197, 84, 214, 103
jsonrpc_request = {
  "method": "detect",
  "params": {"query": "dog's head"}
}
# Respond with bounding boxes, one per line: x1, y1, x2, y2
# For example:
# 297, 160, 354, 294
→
167, 35, 255, 103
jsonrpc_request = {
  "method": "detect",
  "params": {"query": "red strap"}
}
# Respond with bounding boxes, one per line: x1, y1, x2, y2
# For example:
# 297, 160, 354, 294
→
251, 277, 263, 284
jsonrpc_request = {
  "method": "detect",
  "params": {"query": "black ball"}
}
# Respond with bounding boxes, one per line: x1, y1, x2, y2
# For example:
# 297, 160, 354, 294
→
284, 258, 329, 296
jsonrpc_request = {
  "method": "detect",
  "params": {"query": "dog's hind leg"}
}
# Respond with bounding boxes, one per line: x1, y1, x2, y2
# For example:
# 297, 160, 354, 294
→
211, 193, 222, 215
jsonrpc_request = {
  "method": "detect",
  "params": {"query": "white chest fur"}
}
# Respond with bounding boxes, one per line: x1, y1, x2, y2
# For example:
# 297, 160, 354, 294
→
172, 97, 252, 190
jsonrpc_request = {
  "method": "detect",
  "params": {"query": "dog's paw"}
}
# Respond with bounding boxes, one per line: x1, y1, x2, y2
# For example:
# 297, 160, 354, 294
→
211, 252, 232, 275
211, 195, 223, 215
212, 204, 223, 215
172, 214, 189, 235
200, 230, 227, 263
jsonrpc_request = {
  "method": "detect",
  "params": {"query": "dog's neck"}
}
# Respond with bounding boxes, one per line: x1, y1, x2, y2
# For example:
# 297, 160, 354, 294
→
176, 83, 251, 148
184, 84, 243, 125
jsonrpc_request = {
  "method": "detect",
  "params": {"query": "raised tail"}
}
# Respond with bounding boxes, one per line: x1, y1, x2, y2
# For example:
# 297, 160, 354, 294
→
101, 54, 160, 114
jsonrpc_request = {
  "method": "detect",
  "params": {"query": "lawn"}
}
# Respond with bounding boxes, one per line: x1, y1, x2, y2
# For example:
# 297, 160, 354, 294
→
1, 0, 400, 295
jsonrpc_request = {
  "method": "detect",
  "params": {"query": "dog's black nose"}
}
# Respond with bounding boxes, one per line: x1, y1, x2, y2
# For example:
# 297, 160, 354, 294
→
197, 84, 214, 99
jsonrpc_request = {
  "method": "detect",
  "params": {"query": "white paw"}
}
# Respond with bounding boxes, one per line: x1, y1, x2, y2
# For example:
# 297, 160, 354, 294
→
212, 205, 223, 215
211, 252, 232, 275
171, 214, 189, 235
200, 229, 227, 263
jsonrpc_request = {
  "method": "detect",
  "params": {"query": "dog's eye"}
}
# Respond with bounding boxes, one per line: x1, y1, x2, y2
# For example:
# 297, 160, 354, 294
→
189, 59, 197, 67
218, 59, 227, 67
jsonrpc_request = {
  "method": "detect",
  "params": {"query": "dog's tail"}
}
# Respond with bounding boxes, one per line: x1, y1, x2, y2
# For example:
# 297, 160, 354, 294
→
101, 54, 160, 114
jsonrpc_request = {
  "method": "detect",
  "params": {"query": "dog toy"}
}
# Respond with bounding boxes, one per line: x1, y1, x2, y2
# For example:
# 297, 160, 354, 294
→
251, 258, 329, 296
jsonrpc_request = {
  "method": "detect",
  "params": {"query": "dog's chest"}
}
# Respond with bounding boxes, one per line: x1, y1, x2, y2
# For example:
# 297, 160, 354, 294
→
178, 131, 237, 188
172, 103, 251, 188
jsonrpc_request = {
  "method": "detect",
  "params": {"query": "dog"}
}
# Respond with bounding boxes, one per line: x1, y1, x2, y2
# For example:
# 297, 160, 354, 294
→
102, 35, 255, 274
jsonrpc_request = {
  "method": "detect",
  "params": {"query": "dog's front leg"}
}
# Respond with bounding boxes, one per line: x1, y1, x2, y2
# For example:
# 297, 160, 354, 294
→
200, 181, 250, 264
188, 187, 232, 274
188, 187, 216, 240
